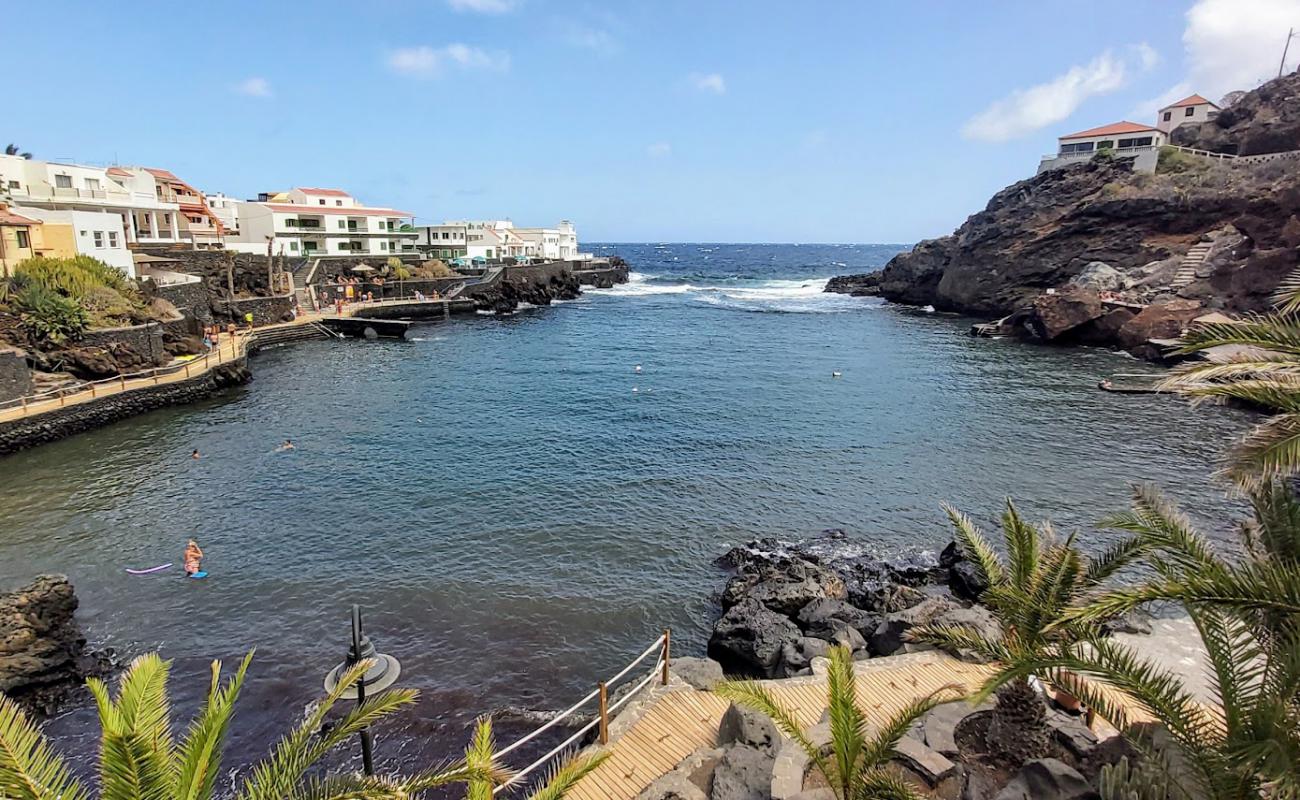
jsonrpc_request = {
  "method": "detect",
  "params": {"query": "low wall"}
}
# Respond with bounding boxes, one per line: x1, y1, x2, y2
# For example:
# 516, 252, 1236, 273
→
313, 277, 467, 305
574, 265, 629, 288
353, 299, 478, 320
223, 294, 295, 326
156, 277, 212, 324
0, 349, 32, 405
0, 358, 251, 457
80, 322, 167, 366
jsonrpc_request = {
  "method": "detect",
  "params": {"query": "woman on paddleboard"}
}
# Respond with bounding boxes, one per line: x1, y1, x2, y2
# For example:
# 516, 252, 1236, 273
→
183, 539, 204, 577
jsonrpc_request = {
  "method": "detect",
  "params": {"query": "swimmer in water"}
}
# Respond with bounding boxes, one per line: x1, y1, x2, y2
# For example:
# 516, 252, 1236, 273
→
183, 539, 204, 576
191, 449, 201, 459
277, 439, 295, 451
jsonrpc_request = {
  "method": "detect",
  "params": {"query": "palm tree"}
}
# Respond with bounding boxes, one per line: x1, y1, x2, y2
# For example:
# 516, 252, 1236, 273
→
1161, 276, 1300, 490
985, 484, 1300, 799
462, 716, 606, 800
907, 501, 1147, 764
714, 645, 960, 800
4, 144, 33, 159
0, 652, 485, 800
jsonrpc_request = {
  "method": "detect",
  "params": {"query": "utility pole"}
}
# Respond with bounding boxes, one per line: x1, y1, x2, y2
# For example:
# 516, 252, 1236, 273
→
1282, 27, 1297, 78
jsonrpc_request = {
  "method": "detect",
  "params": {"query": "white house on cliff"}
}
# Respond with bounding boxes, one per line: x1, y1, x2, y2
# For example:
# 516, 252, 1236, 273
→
1038, 93, 1221, 174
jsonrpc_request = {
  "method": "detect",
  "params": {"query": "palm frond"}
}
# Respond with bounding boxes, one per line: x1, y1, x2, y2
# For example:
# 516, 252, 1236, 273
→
942, 503, 1003, 588
526, 752, 609, 800
857, 685, 963, 772
1099, 485, 1220, 573
853, 770, 927, 800
1273, 266, 1300, 312
1002, 499, 1040, 589
906, 623, 1013, 663
465, 717, 499, 800
825, 646, 868, 794
1085, 534, 1149, 587
1221, 412, 1300, 491
1244, 482, 1300, 565
0, 693, 88, 800
713, 679, 835, 785
173, 651, 253, 800
1175, 314, 1300, 357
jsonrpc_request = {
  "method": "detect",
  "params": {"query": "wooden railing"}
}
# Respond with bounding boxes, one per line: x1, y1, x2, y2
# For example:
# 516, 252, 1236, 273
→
492, 630, 671, 796
0, 332, 250, 420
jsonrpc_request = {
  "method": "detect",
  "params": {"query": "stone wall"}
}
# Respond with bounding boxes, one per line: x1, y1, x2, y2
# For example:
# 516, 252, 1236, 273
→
156, 277, 213, 324
222, 294, 295, 326
0, 348, 33, 405
0, 359, 251, 457
80, 322, 167, 367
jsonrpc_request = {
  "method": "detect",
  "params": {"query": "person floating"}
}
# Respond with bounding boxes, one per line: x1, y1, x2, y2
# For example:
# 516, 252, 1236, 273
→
183, 539, 204, 577
191, 448, 201, 459
277, 439, 295, 451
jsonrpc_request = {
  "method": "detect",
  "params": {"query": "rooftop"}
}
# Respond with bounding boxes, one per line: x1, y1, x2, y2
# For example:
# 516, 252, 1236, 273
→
0, 207, 38, 226
1060, 120, 1161, 139
263, 203, 413, 217
296, 187, 350, 197
1163, 93, 1215, 109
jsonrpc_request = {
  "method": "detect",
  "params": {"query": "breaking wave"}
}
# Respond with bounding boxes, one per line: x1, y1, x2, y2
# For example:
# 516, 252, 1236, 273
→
586, 271, 879, 314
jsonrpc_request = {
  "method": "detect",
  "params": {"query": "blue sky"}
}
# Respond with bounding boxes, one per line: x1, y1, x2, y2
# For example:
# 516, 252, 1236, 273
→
4, 0, 1297, 242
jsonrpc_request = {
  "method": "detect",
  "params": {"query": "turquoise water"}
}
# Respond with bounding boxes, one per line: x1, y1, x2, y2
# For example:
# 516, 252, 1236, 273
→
0, 243, 1252, 773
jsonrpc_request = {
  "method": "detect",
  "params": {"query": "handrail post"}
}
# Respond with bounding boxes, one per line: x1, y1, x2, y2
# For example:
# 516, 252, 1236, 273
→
598, 682, 609, 745
662, 629, 671, 685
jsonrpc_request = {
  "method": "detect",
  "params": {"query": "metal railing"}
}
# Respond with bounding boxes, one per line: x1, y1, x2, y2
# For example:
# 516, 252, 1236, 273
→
0, 333, 250, 418
491, 630, 671, 795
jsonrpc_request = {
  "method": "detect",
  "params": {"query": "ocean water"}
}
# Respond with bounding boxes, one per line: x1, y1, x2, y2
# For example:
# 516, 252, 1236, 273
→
0, 243, 1254, 778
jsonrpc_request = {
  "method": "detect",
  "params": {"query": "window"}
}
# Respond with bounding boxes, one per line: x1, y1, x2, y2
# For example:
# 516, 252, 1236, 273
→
289, 241, 299, 251
93, 231, 104, 248
15, 230, 29, 248
1185, 107, 1195, 117
1117, 136, 1153, 149
335, 200, 342, 206
55, 174, 73, 188
164, 214, 171, 223
7, 180, 18, 189
108, 232, 118, 247
442, 232, 449, 239
1060, 141, 1094, 154
285, 218, 298, 227
319, 199, 326, 205
379, 242, 387, 251
1163, 111, 1172, 122
85, 178, 100, 190
338, 220, 346, 230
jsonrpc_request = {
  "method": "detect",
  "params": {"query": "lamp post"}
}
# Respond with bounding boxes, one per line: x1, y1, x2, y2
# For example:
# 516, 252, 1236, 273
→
323, 605, 402, 776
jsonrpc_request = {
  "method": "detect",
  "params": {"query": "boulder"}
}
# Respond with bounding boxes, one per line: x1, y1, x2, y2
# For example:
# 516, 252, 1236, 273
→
824, 272, 882, 296
795, 599, 881, 644
1116, 299, 1204, 353
868, 597, 956, 657
0, 575, 91, 708
718, 703, 779, 752
992, 759, 1098, 800
673, 657, 726, 691
710, 745, 774, 800
1031, 290, 1106, 340
708, 598, 803, 678
777, 637, 830, 677
948, 561, 989, 603
721, 559, 847, 616
1067, 262, 1128, 292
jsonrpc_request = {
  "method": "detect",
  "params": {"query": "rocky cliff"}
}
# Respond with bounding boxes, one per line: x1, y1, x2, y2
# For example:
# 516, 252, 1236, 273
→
827, 72, 1300, 358
0, 575, 104, 712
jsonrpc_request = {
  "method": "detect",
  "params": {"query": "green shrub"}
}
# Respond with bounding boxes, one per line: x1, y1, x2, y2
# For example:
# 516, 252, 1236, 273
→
15, 283, 90, 344
1156, 145, 1206, 175
82, 285, 142, 328
14, 255, 135, 299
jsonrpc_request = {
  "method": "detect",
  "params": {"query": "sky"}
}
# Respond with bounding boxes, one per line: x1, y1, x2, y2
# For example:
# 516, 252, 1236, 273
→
3, 0, 1299, 243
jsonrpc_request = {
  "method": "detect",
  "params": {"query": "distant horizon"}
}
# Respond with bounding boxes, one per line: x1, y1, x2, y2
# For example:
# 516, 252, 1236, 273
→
4, 0, 1295, 242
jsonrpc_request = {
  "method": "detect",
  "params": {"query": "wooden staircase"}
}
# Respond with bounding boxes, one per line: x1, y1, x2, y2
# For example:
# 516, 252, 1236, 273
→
1171, 242, 1214, 289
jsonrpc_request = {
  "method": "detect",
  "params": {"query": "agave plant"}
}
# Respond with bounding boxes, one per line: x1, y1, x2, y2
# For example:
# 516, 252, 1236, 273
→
907, 500, 1147, 764
462, 716, 606, 800
0, 651, 485, 800
714, 645, 960, 800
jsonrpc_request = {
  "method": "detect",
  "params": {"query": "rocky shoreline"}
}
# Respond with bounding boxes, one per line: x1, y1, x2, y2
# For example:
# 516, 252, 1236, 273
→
825, 72, 1300, 362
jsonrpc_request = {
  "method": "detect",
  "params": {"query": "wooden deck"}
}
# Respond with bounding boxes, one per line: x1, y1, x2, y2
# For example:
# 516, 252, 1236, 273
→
567, 653, 996, 800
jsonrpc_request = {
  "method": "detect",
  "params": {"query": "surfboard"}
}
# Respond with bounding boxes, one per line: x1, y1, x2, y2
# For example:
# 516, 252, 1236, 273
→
126, 564, 172, 575
189, 571, 208, 579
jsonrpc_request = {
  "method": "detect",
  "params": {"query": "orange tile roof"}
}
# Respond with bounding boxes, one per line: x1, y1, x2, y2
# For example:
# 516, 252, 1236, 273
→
296, 187, 350, 197
1164, 94, 1214, 109
144, 167, 182, 182
106, 166, 131, 177
1060, 121, 1161, 139
264, 203, 413, 218
0, 207, 39, 226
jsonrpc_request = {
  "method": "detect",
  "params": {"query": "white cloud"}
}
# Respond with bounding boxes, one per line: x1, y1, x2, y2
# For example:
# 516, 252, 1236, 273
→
564, 25, 618, 56
386, 44, 510, 78
447, 0, 517, 13
1131, 81, 1195, 118
1133, 42, 1160, 71
1180, 0, 1300, 101
689, 72, 726, 95
961, 51, 1130, 142
234, 77, 272, 98
647, 142, 672, 158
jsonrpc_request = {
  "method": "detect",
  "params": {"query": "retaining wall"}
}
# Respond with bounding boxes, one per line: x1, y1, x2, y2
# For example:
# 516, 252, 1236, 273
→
0, 349, 32, 405
80, 322, 167, 366
157, 278, 213, 324
0, 359, 251, 457
223, 294, 295, 326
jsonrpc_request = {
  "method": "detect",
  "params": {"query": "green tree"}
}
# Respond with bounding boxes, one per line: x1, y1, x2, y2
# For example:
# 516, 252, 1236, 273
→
908, 501, 1146, 764
0, 652, 484, 800
714, 645, 959, 800
1162, 275, 1300, 489
989, 485, 1300, 800
462, 717, 605, 800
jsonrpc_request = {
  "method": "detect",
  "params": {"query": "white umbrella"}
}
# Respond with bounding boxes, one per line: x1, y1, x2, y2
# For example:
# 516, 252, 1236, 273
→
351, 264, 376, 273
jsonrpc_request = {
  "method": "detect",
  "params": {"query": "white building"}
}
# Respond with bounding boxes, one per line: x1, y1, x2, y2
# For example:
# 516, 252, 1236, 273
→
410, 224, 468, 259
1156, 94, 1220, 135
109, 167, 226, 248
0, 155, 186, 248
225, 188, 418, 257
515, 220, 580, 260
429, 218, 586, 261
1038, 121, 1166, 174
18, 207, 135, 274
205, 192, 240, 236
